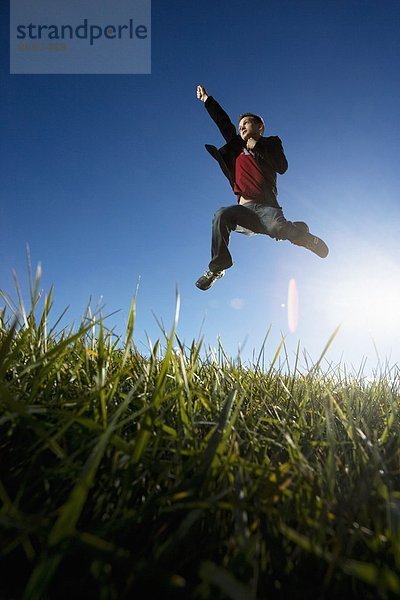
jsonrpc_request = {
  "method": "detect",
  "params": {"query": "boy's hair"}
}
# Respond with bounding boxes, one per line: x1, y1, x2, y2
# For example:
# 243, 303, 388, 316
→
238, 112, 265, 129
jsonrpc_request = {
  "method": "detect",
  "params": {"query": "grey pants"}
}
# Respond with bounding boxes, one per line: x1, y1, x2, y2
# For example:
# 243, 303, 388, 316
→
209, 202, 304, 271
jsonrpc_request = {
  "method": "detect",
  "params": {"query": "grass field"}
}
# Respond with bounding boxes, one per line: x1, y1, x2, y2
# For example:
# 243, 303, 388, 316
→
1, 267, 400, 599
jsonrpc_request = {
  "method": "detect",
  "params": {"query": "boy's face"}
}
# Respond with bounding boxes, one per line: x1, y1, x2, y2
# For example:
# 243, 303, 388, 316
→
238, 117, 264, 141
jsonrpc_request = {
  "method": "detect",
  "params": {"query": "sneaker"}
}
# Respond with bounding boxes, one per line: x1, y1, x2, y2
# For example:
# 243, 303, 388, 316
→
295, 232, 329, 258
293, 221, 309, 234
275, 221, 309, 242
195, 269, 225, 290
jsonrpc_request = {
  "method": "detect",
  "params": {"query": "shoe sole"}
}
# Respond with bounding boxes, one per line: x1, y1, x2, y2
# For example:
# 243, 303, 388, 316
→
304, 234, 329, 258
195, 280, 213, 291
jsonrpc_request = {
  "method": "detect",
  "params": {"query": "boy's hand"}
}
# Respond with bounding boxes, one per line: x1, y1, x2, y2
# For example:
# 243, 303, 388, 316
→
196, 84, 209, 102
246, 138, 257, 150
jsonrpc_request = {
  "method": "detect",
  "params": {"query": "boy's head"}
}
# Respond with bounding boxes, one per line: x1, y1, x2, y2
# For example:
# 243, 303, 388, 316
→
238, 113, 265, 141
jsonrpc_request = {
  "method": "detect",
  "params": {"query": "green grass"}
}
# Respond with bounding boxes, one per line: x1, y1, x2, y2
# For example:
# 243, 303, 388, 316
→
1, 266, 400, 599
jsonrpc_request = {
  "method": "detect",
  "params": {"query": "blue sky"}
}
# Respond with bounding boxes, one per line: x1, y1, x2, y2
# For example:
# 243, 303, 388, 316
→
1, 0, 400, 373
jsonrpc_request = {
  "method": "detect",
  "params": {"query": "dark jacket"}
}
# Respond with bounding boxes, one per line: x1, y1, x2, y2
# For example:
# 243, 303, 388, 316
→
204, 96, 288, 207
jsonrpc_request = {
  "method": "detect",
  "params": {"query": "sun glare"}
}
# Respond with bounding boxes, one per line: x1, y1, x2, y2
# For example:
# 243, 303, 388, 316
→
322, 251, 400, 337
287, 278, 299, 333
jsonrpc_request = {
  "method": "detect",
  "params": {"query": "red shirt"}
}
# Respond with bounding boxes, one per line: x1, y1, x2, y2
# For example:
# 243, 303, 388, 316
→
233, 149, 267, 201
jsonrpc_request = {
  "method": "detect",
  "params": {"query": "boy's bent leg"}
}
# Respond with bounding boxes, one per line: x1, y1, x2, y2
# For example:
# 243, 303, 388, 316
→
209, 204, 263, 271
196, 205, 264, 291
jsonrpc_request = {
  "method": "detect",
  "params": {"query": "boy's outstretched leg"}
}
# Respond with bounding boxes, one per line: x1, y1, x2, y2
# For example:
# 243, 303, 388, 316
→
277, 222, 329, 258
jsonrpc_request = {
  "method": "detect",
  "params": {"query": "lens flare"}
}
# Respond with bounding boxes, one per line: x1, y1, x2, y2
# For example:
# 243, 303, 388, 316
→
288, 278, 299, 333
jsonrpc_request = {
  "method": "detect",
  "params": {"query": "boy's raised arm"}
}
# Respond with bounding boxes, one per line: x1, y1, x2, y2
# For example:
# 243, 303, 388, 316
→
196, 84, 237, 143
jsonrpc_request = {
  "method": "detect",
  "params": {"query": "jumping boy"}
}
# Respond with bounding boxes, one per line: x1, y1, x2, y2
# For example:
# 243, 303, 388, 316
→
195, 84, 329, 291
